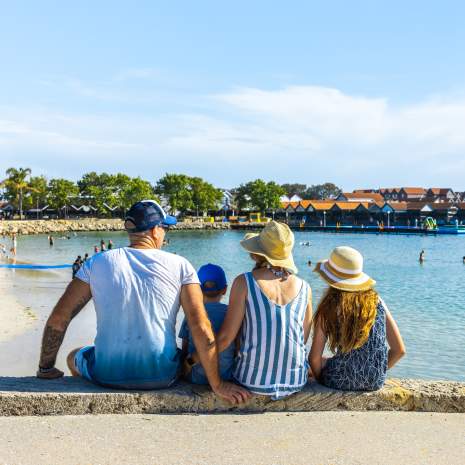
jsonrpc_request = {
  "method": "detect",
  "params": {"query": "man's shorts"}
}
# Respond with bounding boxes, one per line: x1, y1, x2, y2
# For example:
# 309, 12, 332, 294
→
74, 346, 180, 389
74, 345, 96, 382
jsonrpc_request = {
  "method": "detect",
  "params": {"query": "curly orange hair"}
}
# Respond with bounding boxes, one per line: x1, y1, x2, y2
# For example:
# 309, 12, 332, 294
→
313, 287, 379, 354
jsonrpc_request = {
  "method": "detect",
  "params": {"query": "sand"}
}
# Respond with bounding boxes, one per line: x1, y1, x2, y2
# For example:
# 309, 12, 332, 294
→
0, 267, 96, 376
0, 271, 37, 343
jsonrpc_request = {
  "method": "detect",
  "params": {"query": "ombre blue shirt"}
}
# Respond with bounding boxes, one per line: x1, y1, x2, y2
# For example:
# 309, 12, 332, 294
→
76, 247, 199, 388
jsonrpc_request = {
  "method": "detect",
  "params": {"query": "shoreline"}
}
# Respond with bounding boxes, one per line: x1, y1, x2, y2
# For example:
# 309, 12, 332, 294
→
0, 218, 231, 236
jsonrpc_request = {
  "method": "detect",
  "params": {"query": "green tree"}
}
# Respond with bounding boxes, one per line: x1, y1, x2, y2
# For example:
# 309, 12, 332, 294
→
27, 176, 48, 211
78, 172, 118, 215
304, 183, 342, 200
235, 179, 285, 213
1, 167, 32, 219
190, 177, 223, 216
119, 177, 157, 212
48, 178, 79, 217
156, 173, 193, 213
281, 183, 307, 198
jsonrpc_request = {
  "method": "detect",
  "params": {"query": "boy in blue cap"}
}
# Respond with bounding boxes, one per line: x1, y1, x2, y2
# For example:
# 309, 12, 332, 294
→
179, 263, 234, 384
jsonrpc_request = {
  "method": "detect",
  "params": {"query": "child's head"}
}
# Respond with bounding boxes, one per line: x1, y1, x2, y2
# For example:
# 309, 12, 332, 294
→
198, 263, 227, 302
312, 246, 378, 353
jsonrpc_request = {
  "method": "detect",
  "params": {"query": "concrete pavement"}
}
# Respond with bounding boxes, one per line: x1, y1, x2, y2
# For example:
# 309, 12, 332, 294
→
0, 412, 463, 465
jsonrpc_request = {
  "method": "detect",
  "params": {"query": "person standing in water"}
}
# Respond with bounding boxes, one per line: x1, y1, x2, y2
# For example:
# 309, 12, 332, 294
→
419, 250, 425, 264
11, 233, 17, 256
100, 239, 106, 251
108, 240, 113, 250
48, 235, 54, 247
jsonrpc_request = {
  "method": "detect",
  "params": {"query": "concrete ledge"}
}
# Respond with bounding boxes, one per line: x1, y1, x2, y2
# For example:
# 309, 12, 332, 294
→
1, 377, 464, 416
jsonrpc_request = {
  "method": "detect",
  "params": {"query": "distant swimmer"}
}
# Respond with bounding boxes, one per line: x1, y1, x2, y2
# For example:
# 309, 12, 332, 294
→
94, 245, 100, 254
100, 239, 106, 251
463, 256, 465, 264
307, 260, 312, 267
300, 241, 311, 246
83, 253, 89, 262
108, 240, 113, 250
48, 235, 54, 246
419, 250, 425, 264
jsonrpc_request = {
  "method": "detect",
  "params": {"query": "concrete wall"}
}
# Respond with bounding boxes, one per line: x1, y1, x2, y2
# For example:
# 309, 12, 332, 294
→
1, 377, 464, 416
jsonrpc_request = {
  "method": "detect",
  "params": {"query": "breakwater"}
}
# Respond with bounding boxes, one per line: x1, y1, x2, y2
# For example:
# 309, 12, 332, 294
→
0, 377, 464, 415
0, 219, 231, 235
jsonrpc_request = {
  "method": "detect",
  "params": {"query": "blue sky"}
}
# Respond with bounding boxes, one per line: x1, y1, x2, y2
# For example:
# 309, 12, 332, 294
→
1, 1, 465, 189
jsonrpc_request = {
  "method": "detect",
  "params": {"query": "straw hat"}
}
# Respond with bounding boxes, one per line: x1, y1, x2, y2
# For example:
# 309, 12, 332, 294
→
314, 246, 375, 292
240, 221, 298, 274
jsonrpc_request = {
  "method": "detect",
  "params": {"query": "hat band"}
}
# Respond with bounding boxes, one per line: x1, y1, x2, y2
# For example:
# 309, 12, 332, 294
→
328, 258, 363, 275
321, 262, 369, 285
325, 261, 364, 280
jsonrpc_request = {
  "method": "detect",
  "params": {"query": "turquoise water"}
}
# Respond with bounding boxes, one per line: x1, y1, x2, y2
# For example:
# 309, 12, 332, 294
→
8, 230, 465, 381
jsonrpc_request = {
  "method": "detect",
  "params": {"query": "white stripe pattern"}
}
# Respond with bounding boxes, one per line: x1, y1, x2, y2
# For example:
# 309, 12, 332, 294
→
233, 272, 310, 399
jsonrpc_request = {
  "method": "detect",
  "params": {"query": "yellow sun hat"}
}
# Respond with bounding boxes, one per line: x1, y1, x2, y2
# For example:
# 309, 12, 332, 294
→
240, 221, 298, 274
314, 246, 376, 292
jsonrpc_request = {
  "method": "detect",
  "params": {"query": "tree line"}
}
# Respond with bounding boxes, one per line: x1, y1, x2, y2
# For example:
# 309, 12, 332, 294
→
0, 167, 342, 219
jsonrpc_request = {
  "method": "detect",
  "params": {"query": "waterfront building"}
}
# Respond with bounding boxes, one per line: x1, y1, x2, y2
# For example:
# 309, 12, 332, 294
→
397, 188, 427, 202
280, 194, 302, 203
425, 188, 456, 203
337, 192, 384, 203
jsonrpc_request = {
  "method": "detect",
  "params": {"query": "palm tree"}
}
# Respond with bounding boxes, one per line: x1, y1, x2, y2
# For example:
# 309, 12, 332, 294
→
1, 167, 32, 220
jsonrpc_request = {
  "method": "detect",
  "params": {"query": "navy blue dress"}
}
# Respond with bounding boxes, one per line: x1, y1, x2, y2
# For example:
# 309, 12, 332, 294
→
321, 299, 388, 391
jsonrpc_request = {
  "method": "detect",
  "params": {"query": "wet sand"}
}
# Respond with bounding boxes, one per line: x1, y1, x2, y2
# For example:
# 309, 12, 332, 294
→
0, 284, 36, 343
0, 267, 96, 376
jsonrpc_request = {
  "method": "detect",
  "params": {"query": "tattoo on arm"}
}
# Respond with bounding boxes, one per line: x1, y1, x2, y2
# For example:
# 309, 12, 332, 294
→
39, 326, 66, 369
38, 293, 90, 369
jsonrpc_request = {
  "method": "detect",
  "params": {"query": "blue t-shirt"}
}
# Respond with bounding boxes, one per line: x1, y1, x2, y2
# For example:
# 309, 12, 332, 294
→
76, 247, 199, 388
179, 302, 234, 384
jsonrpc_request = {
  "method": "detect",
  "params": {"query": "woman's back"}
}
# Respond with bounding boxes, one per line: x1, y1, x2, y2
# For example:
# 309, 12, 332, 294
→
233, 270, 311, 399
251, 268, 303, 306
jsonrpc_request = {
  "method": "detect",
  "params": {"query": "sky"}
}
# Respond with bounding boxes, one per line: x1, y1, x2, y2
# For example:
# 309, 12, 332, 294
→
1, 1, 465, 190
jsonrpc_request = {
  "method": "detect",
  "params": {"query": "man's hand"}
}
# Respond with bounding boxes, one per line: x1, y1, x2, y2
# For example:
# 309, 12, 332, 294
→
212, 381, 252, 405
36, 367, 64, 379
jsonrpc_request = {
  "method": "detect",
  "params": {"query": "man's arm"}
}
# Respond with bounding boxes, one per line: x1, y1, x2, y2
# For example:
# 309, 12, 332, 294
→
37, 279, 92, 379
180, 283, 251, 405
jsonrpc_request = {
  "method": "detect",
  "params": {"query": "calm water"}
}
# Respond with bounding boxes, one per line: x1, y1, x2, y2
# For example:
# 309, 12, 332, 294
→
6, 230, 465, 381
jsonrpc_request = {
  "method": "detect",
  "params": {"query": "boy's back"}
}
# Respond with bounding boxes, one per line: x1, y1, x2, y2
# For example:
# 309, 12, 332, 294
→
179, 302, 234, 384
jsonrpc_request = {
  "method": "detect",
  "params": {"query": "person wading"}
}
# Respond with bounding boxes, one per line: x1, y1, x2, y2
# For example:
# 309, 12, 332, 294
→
36, 200, 250, 405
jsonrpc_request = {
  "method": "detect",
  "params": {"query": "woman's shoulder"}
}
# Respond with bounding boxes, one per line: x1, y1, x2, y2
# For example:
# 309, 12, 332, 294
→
296, 275, 312, 293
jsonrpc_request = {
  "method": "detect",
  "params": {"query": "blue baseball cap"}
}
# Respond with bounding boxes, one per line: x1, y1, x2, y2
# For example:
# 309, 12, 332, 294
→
198, 263, 227, 292
124, 200, 177, 232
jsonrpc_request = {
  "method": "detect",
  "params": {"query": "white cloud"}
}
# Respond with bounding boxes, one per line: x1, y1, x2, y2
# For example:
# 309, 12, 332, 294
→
1, 85, 465, 188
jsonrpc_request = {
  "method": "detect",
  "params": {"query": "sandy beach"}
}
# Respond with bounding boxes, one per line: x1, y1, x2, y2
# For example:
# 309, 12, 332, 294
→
0, 266, 96, 376
0, 279, 36, 343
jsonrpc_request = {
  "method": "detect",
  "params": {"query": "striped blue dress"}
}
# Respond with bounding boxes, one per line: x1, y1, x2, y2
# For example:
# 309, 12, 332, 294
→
233, 272, 310, 399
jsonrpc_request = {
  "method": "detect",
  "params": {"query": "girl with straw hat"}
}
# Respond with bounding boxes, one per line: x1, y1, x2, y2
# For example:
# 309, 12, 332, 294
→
211, 221, 313, 399
310, 246, 406, 391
